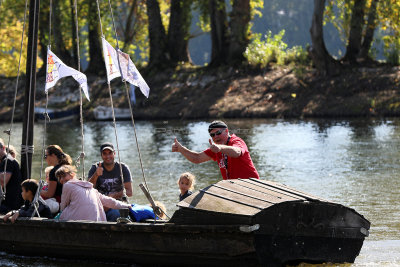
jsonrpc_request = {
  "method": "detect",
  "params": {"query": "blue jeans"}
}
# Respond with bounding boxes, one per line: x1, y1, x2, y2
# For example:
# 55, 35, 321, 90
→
105, 208, 120, 222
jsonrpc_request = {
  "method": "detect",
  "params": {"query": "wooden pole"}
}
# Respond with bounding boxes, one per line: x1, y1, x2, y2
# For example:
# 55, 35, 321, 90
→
21, 0, 40, 180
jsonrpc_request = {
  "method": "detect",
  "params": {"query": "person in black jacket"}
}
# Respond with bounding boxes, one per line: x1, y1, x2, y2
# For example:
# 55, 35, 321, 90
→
0, 138, 23, 214
3, 179, 51, 223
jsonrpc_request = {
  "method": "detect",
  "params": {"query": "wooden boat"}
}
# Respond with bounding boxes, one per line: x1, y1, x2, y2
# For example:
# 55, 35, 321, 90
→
93, 105, 131, 120
34, 107, 79, 122
0, 178, 370, 266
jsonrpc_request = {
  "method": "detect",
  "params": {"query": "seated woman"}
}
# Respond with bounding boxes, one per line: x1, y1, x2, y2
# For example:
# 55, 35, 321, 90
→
56, 165, 130, 222
41, 145, 72, 204
3, 179, 52, 223
41, 166, 59, 214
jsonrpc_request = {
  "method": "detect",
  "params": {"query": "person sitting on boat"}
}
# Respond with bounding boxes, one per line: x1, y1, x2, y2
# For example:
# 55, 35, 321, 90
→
3, 179, 51, 223
5, 145, 17, 160
56, 165, 131, 222
177, 172, 195, 201
41, 166, 59, 214
88, 142, 133, 222
0, 138, 23, 214
40, 145, 72, 204
172, 120, 260, 180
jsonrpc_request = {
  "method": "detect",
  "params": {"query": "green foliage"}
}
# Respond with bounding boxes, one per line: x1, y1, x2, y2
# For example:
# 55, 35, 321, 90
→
250, 0, 264, 19
383, 35, 400, 65
325, 0, 353, 43
379, 0, 400, 65
244, 30, 309, 68
325, 0, 400, 63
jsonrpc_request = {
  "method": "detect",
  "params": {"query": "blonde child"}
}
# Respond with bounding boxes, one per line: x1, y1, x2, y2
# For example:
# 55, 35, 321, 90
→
177, 172, 195, 201
41, 166, 53, 191
5, 145, 17, 159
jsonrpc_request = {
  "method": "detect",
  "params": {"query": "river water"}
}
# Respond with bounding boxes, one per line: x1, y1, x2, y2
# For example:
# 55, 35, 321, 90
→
0, 118, 399, 266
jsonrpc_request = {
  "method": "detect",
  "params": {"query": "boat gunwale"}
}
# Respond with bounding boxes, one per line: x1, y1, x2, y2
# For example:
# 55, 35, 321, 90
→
0, 215, 259, 234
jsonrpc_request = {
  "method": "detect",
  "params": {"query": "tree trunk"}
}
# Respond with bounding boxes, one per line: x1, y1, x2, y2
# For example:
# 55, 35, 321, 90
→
69, 0, 79, 69
309, 0, 341, 75
38, 1, 49, 76
53, 0, 73, 66
122, 0, 138, 51
343, 0, 366, 63
359, 0, 378, 60
167, 0, 192, 65
86, 0, 104, 74
228, 0, 250, 64
209, 0, 229, 66
146, 0, 169, 70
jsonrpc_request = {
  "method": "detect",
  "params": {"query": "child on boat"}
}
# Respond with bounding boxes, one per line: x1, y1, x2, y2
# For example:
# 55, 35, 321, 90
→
41, 166, 59, 214
3, 179, 52, 223
5, 145, 17, 160
177, 172, 195, 201
41, 166, 52, 191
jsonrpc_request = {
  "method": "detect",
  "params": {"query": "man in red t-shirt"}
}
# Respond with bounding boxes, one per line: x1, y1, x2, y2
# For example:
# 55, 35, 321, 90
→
172, 121, 259, 180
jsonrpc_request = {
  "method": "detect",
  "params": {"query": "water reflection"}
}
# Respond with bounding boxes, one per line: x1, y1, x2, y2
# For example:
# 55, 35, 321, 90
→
1, 118, 400, 265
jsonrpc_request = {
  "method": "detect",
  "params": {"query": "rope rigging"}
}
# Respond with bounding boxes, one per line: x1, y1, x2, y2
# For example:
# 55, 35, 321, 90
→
40, 0, 87, 182
34, 0, 86, 217
73, 0, 86, 179
35, 0, 55, 217
102, 0, 169, 219
95, 0, 127, 201
0, 0, 29, 207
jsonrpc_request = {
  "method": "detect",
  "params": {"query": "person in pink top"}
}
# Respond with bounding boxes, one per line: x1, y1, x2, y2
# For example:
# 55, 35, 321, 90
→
172, 120, 259, 180
55, 165, 130, 222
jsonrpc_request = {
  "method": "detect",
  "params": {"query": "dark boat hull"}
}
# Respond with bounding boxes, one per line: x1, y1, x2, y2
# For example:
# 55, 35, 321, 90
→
252, 200, 369, 265
0, 218, 258, 266
0, 179, 369, 266
0, 214, 367, 266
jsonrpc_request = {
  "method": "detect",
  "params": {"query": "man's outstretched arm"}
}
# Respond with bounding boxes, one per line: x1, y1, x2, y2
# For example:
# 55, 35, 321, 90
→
172, 138, 211, 164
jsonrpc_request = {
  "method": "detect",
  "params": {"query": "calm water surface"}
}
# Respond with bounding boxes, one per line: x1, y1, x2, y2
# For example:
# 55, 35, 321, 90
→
1, 118, 399, 266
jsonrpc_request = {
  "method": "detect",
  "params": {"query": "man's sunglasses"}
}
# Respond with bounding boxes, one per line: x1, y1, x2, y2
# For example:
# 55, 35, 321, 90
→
210, 129, 224, 137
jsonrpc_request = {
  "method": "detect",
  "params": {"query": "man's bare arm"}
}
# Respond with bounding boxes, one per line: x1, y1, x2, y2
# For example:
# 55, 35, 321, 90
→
124, 181, 133, 197
172, 138, 211, 164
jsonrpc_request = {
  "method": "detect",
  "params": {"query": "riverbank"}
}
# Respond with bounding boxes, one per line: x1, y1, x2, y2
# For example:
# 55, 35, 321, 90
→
1, 64, 400, 122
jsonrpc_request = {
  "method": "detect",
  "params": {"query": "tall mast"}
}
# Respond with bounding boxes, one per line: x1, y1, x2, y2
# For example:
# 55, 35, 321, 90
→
21, 0, 40, 180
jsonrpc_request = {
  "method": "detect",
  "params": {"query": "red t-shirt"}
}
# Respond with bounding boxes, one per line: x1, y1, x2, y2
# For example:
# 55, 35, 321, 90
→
204, 134, 259, 180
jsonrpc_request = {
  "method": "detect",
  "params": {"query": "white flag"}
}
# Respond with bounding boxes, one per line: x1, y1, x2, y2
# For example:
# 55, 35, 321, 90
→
45, 49, 90, 101
102, 37, 121, 83
117, 50, 150, 98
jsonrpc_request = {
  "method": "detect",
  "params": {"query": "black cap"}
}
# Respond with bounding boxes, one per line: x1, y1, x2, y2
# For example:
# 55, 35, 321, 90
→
208, 120, 228, 133
100, 142, 114, 153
